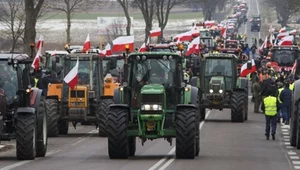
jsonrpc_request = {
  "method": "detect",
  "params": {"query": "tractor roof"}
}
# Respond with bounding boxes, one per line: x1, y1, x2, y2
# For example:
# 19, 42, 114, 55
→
129, 52, 181, 59
203, 53, 237, 59
102, 54, 124, 60
45, 50, 69, 55
0, 53, 30, 61
66, 53, 100, 60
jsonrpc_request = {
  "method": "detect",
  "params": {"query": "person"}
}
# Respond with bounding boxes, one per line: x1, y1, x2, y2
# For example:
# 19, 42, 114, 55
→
253, 76, 262, 113
251, 44, 257, 57
243, 43, 251, 57
37, 71, 51, 96
280, 81, 292, 125
277, 82, 284, 123
262, 90, 280, 140
212, 60, 225, 73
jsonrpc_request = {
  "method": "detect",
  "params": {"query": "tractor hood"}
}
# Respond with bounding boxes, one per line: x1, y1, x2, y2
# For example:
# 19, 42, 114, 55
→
141, 84, 165, 95
209, 76, 225, 93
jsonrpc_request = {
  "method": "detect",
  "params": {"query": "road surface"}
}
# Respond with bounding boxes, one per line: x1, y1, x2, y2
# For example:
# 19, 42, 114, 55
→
0, 0, 298, 170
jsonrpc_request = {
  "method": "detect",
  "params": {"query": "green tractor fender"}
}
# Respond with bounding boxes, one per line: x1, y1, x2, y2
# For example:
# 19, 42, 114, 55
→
183, 85, 199, 107
236, 77, 248, 91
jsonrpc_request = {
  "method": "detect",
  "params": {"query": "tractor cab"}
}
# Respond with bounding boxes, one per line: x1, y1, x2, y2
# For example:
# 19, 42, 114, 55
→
200, 37, 214, 52
269, 46, 300, 72
44, 50, 69, 78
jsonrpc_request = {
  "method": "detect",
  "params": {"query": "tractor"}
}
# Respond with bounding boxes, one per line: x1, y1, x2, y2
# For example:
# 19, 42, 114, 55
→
107, 51, 200, 159
0, 53, 48, 160
190, 53, 249, 122
44, 51, 108, 137
250, 15, 261, 32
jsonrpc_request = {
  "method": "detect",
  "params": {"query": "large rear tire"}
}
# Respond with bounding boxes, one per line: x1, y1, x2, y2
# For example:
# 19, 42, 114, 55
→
200, 107, 206, 121
231, 91, 245, 122
176, 107, 196, 159
58, 120, 69, 135
128, 137, 136, 157
45, 99, 59, 137
36, 98, 47, 157
16, 114, 36, 160
244, 91, 248, 121
97, 99, 113, 137
107, 107, 129, 159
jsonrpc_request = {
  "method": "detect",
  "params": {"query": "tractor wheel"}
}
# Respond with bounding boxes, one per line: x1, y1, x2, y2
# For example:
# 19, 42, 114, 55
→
200, 107, 206, 121
176, 107, 196, 159
195, 121, 200, 156
231, 91, 245, 122
97, 99, 113, 137
290, 101, 298, 146
244, 92, 248, 121
58, 120, 69, 135
45, 99, 59, 137
107, 107, 129, 159
296, 102, 300, 149
128, 137, 136, 157
16, 113, 37, 160
36, 98, 47, 157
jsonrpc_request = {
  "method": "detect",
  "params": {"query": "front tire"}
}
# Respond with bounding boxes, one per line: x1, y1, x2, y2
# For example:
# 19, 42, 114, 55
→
45, 99, 59, 137
36, 98, 47, 157
58, 120, 69, 135
176, 107, 196, 159
97, 99, 113, 137
16, 114, 36, 160
107, 107, 129, 159
231, 91, 245, 122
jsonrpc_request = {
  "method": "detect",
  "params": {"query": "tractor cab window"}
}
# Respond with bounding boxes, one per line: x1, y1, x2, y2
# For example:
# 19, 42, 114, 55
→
0, 63, 18, 104
272, 50, 296, 66
201, 38, 213, 48
102, 59, 124, 78
130, 58, 177, 87
46, 54, 65, 72
203, 58, 233, 92
68, 60, 97, 85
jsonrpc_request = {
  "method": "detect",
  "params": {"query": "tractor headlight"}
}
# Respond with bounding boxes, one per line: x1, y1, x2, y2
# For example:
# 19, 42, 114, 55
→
141, 104, 162, 111
209, 89, 214, 93
219, 89, 223, 93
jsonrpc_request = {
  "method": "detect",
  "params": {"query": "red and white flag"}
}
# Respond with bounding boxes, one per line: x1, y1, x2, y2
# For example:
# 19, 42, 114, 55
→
82, 34, 91, 53
277, 32, 289, 40
149, 28, 161, 37
292, 61, 297, 75
185, 36, 200, 56
36, 35, 44, 50
32, 38, 43, 71
139, 37, 150, 52
240, 59, 257, 77
259, 36, 268, 53
112, 35, 134, 52
221, 27, 227, 39
289, 29, 297, 35
174, 31, 193, 43
279, 27, 286, 33
99, 43, 112, 57
63, 58, 79, 90
278, 35, 294, 46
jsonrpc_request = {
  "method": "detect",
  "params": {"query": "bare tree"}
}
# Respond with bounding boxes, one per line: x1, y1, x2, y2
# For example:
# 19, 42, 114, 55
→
105, 18, 125, 42
0, 0, 25, 52
117, 0, 131, 36
45, 0, 101, 44
133, 0, 155, 43
24, 0, 45, 56
263, 0, 300, 27
154, 0, 184, 42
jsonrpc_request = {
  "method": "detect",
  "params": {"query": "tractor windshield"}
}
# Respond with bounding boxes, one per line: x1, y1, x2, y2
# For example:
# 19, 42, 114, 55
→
203, 58, 233, 92
129, 58, 177, 86
102, 59, 124, 78
272, 50, 297, 66
0, 62, 18, 103
201, 38, 213, 48
68, 60, 98, 85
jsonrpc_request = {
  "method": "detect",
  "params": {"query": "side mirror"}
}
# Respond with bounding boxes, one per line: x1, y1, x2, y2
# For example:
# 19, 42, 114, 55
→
247, 61, 252, 70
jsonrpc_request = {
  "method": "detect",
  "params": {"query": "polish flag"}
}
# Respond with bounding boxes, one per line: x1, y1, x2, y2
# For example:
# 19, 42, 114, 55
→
240, 59, 257, 77
204, 20, 215, 28
278, 35, 294, 46
51, 50, 56, 56
277, 32, 289, 40
174, 31, 193, 42
63, 58, 79, 90
221, 27, 227, 39
112, 35, 134, 52
258, 36, 268, 54
149, 28, 161, 37
36, 35, 44, 50
99, 43, 112, 57
185, 36, 200, 56
289, 29, 297, 35
31, 39, 43, 71
82, 34, 91, 53
279, 27, 286, 33
292, 61, 297, 75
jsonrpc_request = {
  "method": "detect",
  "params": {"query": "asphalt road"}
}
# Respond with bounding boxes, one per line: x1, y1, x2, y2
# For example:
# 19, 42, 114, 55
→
0, 0, 297, 170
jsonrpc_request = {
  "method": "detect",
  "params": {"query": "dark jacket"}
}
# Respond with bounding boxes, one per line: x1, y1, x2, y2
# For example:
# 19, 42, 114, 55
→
261, 79, 271, 96
280, 87, 292, 107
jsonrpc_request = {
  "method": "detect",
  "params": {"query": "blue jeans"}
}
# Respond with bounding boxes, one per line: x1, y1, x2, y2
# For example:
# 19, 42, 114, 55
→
281, 106, 291, 122
265, 115, 277, 136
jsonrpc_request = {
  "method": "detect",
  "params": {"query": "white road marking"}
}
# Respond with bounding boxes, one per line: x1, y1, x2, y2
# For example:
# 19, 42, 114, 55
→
286, 146, 294, 149
288, 151, 297, 155
284, 138, 290, 142
244, 0, 250, 35
282, 129, 288, 132
292, 161, 300, 164
148, 111, 211, 170
284, 142, 290, 145
294, 166, 300, 169
283, 132, 289, 135
283, 136, 290, 139
291, 156, 300, 160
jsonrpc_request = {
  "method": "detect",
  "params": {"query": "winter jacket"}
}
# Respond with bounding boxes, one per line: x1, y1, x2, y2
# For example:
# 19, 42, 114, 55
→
280, 87, 292, 107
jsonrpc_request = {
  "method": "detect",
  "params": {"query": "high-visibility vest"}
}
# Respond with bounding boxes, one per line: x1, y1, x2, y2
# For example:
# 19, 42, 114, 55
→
263, 96, 277, 116
277, 88, 284, 103
34, 78, 39, 87
290, 83, 295, 91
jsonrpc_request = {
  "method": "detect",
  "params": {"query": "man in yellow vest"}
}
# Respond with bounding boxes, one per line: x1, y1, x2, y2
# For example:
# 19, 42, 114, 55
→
262, 90, 279, 140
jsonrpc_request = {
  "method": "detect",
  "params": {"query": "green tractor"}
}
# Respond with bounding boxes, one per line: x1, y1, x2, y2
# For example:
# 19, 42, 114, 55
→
107, 52, 200, 159
190, 53, 249, 122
